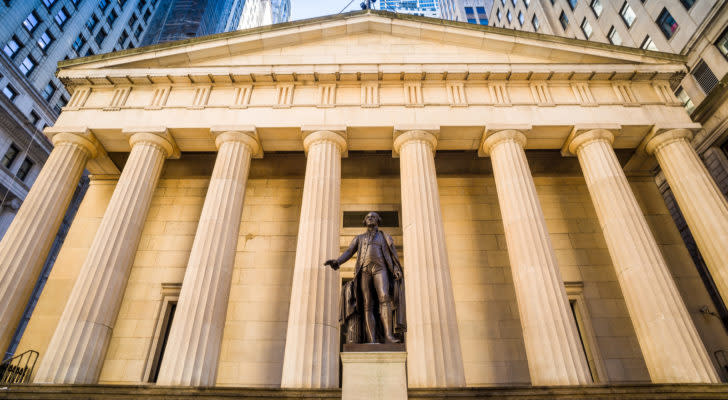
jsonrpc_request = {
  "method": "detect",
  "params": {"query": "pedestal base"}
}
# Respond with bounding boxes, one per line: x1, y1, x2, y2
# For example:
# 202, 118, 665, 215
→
340, 351, 407, 400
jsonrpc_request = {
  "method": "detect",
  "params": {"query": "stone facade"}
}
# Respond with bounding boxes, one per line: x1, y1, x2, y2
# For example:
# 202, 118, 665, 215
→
3, 10, 728, 392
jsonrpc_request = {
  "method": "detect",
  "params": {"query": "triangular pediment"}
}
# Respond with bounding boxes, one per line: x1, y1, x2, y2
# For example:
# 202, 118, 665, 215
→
57, 10, 685, 85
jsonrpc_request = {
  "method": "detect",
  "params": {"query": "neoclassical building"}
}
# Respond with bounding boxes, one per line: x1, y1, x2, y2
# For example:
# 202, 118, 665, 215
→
1, 9, 728, 398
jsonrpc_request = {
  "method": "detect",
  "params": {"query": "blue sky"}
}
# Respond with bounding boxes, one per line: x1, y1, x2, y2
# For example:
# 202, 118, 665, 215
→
290, 0, 363, 21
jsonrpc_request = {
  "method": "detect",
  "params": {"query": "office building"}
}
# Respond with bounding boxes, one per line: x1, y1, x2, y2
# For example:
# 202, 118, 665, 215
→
440, 0, 492, 24
238, 0, 290, 30
377, 0, 440, 18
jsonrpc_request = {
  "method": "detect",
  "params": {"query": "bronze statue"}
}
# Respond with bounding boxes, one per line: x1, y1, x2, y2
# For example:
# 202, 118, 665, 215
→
325, 212, 406, 344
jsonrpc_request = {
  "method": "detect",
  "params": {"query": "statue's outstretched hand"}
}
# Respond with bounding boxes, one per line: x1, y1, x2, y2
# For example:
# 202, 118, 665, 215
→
324, 259, 340, 270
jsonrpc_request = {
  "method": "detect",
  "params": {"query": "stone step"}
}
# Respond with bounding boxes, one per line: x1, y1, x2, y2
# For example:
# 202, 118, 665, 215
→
1, 384, 727, 399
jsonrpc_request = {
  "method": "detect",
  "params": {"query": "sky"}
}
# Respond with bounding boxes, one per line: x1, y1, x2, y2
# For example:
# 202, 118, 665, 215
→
290, 0, 364, 21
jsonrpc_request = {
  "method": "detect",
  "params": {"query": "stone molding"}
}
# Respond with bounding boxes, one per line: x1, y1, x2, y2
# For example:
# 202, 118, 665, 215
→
645, 129, 694, 155
302, 129, 348, 154
123, 127, 180, 159
393, 129, 438, 155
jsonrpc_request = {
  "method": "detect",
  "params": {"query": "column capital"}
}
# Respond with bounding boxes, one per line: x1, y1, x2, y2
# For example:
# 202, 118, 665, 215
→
124, 127, 180, 159
44, 127, 100, 159
481, 130, 527, 156
302, 129, 347, 154
211, 126, 262, 158
568, 129, 615, 155
393, 129, 438, 155
645, 129, 693, 155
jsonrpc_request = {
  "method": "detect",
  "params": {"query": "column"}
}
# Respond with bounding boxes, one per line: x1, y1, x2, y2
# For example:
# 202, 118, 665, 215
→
569, 129, 718, 383
0, 131, 97, 356
156, 130, 259, 386
394, 130, 465, 388
482, 130, 591, 385
35, 131, 176, 384
646, 129, 728, 305
281, 130, 346, 388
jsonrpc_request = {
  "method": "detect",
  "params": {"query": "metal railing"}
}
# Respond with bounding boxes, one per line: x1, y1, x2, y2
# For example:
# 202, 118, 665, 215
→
0, 350, 38, 384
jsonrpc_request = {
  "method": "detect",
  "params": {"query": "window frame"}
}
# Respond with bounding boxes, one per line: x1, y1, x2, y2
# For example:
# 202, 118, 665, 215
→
37, 30, 55, 52
532, 14, 540, 31
619, 1, 636, 28
42, 81, 56, 101
566, 0, 577, 11
590, 0, 602, 17
607, 26, 622, 45
18, 55, 37, 77
559, 10, 569, 31
3, 36, 23, 59
142, 283, 180, 383
22, 11, 41, 33
715, 26, 728, 61
581, 17, 593, 39
1, 144, 20, 168
656, 8, 678, 40
565, 283, 608, 383
2, 85, 18, 102
16, 158, 34, 181
640, 35, 658, 51
54, 7, 70, 28
674, 87, 695, 114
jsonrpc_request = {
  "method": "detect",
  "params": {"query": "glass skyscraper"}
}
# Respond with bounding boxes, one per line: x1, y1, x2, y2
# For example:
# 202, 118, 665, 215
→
377, 0, 440, 18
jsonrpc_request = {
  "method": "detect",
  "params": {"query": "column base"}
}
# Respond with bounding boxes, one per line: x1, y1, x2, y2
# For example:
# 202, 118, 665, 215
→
341, 350, 407, 400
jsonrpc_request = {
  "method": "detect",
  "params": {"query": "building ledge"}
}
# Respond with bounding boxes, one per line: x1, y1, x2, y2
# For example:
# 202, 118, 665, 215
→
1, 383, 727, 399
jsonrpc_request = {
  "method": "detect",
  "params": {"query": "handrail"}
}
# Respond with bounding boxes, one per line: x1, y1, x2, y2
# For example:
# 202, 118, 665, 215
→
0, 350, 38, 384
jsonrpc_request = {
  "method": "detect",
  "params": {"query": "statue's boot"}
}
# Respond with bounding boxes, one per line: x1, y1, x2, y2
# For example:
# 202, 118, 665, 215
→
364, 310, 378, 344
380, 302, 401, 344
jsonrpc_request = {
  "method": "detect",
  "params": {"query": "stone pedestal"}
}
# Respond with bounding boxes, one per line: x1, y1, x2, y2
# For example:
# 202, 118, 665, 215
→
483, 130, 591, 385
0, 131, 97, 356
394, 130, 465, 388
281, 130, 346, 388
341, 349, 407, 400
34, 131, 177, 384
569, 129, 718, 384
646, 129, 728, 306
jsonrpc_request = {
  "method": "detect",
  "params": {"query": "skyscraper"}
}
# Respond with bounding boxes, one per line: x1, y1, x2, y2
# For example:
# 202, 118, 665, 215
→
439, 0, 492, 24
140, 0, 246, 45
377, 0, 440, 18
238, 0, 290, 30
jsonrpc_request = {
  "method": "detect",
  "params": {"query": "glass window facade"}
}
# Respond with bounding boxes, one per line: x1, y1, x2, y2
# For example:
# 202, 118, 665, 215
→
657, 8, 678, 39
620, 2, 636, 27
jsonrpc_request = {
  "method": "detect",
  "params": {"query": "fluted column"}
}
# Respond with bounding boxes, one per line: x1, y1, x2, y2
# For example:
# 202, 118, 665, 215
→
281, 130, 346, 388
394, 130, 465, 388
483, 130, 591, 385
0, 131, 97, 355
569, 129, 718, 383
156, 130, 259, 386
35, 131, 176, 384
646, 129, 728, 305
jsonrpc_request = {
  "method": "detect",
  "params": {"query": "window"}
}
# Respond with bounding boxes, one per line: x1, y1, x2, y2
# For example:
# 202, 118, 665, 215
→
465, 7, 476, 23
107, 9, 118, 26
567, 0, 577, 10
72, 34, 86, 51
501, 0, 506, 4
128, 12, 138, 28
559, 11, 569, 30
524, 0, 530, 7
507, 10, 512, 23
343, 211, 400, 228
1, 144, 20, 168
532, 15, 540, 30
717, 27, 728, 60
679, 0, 695, 9
675, 87, 695, 114
54, 7, 69, 27
117, 30, 129, 47
98, 0, 109, 10
42, 0, 57, 9
117, 0, 128, 7
137, 0, 147, 10
95, 28, 107, 46
42, 81, 56, 101
37, 30, 54, 52
640, 35, 658, 51
590, 0, 602, 17
86, 14, 99, 31
656, 8, 678, 39
581, 18, 592, 39
134, 23, 143, 38
497, 8, 502, 22
511, 0, 516, 5
566, 284, 606, 383
16, 158, 33, 181
518, 11, 524, 26
29, 111, 40, 125
692, 59, 719, 94
143, 284, 179, 383
71, 0, 82, 5
23, 11, 41, 33
3, 36, 22, 58
84, 47, 95, 57
18, 55, 37, 76
2, 85, 18, 101
607, 26, 622, 45
476, 6, 488, 25
143, 8, 151, 22
620, 2, 636, 27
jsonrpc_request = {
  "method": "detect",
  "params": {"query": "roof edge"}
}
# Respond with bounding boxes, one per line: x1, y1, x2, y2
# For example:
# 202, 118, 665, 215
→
57, 9, 686, 71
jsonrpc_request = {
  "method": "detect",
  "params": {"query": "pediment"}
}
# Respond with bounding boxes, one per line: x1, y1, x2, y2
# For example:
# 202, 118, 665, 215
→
57, 10, 685, 85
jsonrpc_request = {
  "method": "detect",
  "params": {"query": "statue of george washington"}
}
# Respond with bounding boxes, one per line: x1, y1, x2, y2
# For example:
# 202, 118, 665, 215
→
325, 212, 406, 344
